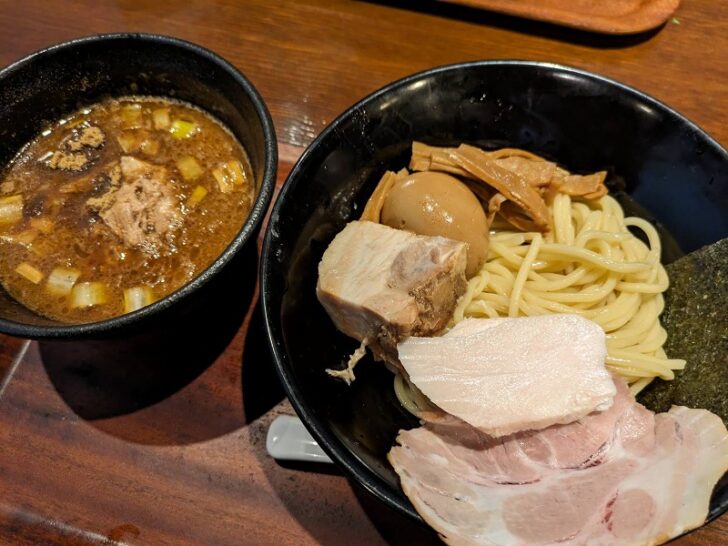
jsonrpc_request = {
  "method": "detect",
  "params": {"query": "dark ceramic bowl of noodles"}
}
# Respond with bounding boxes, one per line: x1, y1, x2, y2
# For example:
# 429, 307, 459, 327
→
260, 60, 728, 530
0, 33, 276, 338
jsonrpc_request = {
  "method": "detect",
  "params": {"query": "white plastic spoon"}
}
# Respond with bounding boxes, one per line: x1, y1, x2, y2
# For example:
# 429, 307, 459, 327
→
266, 415, 333, 464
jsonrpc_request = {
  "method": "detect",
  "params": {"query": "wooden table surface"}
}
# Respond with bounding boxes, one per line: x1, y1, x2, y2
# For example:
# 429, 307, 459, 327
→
0, 1, 726, 544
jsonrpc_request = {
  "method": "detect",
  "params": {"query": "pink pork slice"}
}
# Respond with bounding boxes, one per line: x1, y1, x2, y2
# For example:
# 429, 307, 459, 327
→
388, 378, 728, 546
397, 315, 615, 437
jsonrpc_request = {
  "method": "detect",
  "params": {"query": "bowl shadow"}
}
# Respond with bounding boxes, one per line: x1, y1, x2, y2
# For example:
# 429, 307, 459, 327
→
254, 420, 441, 545
39, 241, 258, 445
351, 484, 442, 545
240, 302, 286, 423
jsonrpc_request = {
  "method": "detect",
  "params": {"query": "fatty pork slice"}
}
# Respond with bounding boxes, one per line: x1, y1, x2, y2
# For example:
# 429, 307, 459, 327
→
398, 315, 615, 437
388, 378, 728, 546
317, 220, 467, 365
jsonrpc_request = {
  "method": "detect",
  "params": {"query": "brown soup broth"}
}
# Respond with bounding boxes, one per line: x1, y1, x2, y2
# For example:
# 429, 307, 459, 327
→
0, 97, 254, 323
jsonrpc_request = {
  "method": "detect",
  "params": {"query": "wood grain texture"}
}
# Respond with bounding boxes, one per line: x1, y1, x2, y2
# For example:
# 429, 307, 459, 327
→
0, 0, 727, 153
0, 0, 726, 544
440, 0, 680, 34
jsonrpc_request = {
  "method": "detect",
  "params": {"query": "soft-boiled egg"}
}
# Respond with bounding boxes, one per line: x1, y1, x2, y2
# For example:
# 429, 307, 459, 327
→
380, 171, 488, 277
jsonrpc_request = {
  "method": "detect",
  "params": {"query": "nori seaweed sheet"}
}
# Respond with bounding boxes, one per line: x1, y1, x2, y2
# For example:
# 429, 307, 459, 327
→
638, 238, 728, 424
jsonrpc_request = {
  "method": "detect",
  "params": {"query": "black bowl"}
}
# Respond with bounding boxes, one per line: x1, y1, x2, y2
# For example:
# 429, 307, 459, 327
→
260, 61, 728, 525
0, 33, 277, 338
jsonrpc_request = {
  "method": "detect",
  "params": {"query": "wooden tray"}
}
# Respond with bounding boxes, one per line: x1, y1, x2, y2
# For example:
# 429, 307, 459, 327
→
441, 0, 680, 34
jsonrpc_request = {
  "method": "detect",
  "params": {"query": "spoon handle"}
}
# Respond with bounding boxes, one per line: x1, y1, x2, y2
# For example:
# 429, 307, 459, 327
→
266, 415, 334, 464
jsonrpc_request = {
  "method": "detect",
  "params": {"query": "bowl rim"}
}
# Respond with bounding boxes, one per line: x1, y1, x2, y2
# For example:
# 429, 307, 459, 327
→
0, 32, 277, 338
260, 59, 728, 523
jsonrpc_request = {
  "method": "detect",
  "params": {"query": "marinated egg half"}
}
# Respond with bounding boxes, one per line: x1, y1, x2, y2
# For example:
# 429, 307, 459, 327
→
380, 172, 488, 277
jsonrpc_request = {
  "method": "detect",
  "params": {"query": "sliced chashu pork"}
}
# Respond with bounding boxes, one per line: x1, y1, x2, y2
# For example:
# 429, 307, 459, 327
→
317, 220, 467, 367
87, 156, 182, 256
388, 377, 728, 546
397, 315, 615, 437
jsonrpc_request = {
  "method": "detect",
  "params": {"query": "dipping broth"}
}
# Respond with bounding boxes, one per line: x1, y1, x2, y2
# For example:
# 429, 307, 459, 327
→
0, 97, 254, 323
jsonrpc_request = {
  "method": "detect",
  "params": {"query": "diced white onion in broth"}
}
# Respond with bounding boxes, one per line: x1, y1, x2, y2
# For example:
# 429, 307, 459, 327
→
176, 155, 204, 181
116, 133, 137, 153
152, 108, 170, 130
29, 217, 54, 234
226, 160, 247, 185
46, 267, 81, 296
212, 160, 247, 193
124, 286, 154, 313
16, 230, 37, 244
15, 262, 43, 284
212, 167, 234, 193
121, 104, 143, 128
71, 282, 107, 308
140, 138, 160, 156
0, 194, 23, 225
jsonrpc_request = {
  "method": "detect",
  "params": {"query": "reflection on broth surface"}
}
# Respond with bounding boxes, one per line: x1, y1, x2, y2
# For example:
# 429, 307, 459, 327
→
0, 97, 254, 323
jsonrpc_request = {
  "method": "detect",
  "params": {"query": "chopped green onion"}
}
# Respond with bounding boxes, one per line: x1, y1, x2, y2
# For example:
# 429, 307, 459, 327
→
0, 194, 23, 225
71, 282, 107, 308
176, 155, 204, 181
152, 108, 171, 130
169, 119, 197, 139
187, 185, 208, 207
123, 286, 154, 313
46, 267, 80, 296
15, 262, 43, 284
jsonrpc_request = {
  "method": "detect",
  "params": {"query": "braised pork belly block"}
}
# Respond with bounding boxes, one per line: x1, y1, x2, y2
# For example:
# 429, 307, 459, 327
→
317, 220, 467, 366
388, 377, 728, 546
398, 315, 616, 437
